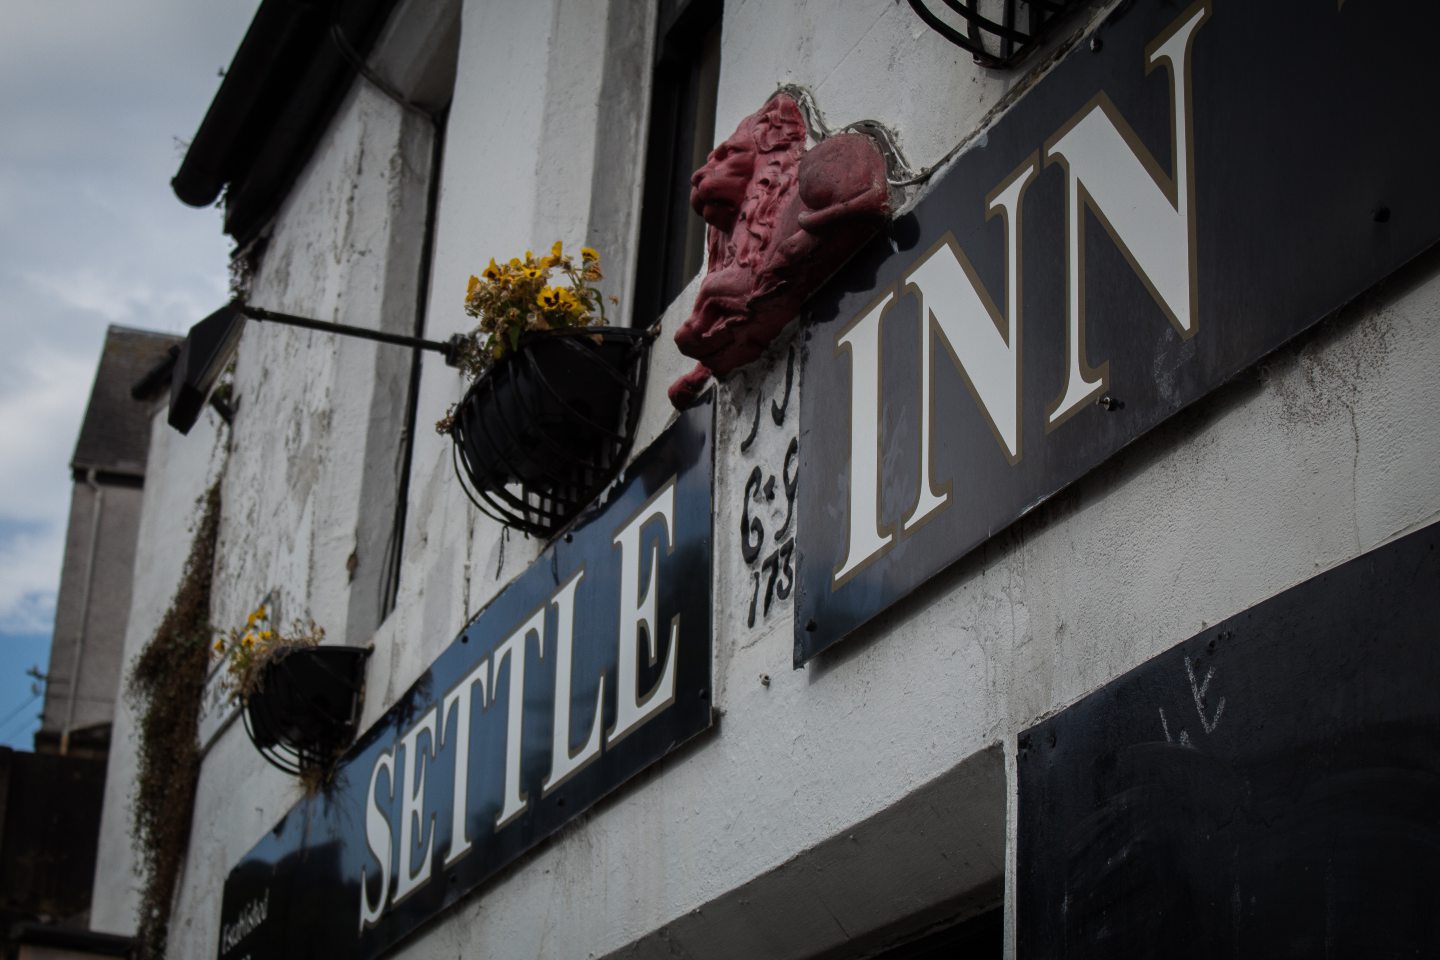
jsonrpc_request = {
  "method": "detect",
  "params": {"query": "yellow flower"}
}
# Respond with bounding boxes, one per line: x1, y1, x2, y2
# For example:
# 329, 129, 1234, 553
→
537, 287, 563, 310
551, 240, 563, 260
467, 274, 481, 299
259, 630, 274, 642
241, 633, 256, 649
246, 605, 266, 629
557, 288, 588, 322
522, 265, 545, 281
213, 639, 224, 653
482, 259, 502, 281
509, 257, 522, 269
581, 246, 599, 264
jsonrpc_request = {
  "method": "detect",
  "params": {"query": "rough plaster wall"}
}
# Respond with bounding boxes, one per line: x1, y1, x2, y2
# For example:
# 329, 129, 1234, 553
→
90, 407, 227, 936
585, 0, 656, 323
163, 0, 1440, 957
212, 79, 419, 641
168, 702, 311, 957
377, 0, 567, 725
531, 2, 608, 248
343, 105, 434, 645
718, 0, 1036, 176
164, 78, 434, 960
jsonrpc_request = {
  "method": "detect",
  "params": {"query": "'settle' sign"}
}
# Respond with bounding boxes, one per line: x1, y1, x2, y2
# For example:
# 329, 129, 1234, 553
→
218, 398, 714, 960
796, 0, 1440, 660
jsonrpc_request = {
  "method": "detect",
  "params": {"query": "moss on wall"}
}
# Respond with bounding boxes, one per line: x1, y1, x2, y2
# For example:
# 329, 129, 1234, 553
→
127, 481, 220, 960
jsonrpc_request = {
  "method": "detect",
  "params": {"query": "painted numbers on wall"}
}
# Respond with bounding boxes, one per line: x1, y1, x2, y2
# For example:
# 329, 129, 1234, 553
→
738, 346, 798, 629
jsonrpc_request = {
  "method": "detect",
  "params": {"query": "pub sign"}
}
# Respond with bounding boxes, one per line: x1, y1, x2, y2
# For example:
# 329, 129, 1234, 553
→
217, 398, 715, 959
796, 0, 1440, 661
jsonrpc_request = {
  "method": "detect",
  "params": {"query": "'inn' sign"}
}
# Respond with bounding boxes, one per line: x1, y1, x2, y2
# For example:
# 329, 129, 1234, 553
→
217, 399, 714, 960
796, 0, 1440, 661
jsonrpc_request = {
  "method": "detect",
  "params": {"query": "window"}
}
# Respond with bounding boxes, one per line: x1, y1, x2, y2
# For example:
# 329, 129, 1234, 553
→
632, 0, 723, 327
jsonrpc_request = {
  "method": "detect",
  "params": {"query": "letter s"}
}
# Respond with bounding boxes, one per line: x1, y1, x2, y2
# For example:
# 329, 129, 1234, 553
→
359, 747, 395, 931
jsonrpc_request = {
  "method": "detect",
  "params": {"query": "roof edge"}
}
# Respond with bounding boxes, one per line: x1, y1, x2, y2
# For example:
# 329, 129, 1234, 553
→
171, 0, 403, 244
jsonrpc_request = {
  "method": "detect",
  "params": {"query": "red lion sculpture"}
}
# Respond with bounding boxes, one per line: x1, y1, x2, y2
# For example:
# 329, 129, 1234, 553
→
668, 93, 891, 408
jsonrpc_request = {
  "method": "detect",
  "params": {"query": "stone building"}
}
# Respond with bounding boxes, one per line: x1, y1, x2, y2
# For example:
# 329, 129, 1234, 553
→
39, 326, 179, 760
1, 327, 174, 957
89, 1, 1440, 958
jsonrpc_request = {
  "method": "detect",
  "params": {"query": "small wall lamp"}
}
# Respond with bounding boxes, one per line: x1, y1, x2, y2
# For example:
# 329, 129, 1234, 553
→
168, 301, 463, 434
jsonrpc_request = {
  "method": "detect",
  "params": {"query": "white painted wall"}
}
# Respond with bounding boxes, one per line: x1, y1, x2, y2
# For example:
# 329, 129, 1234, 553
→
160, 77, 442, 960
131, 0, 1440, 957
90, 405, 228, 936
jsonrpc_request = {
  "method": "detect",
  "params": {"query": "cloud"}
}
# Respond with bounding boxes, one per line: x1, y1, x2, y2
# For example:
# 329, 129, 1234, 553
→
0, 523, 62, 634
0, 346, 92, 523
0, 0, 259, 654
24, 267, 221, 333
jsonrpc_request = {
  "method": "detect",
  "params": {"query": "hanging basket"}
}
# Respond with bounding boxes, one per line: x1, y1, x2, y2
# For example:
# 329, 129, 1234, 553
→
907, 0, 1082, 68
242, 645, 370, 776
448, 326, 651, 537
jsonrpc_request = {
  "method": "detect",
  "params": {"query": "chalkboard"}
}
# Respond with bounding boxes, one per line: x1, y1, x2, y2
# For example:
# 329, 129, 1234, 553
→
1017, 523, 1440, 958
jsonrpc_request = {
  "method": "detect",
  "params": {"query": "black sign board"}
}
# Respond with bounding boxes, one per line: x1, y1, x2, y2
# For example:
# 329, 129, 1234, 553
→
795, 0, 1440, 661
216, 397, 715, 960
1016, 521, 1440, 956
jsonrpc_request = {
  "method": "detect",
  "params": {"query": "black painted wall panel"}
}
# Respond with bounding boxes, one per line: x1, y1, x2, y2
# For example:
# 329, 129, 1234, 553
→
1017, 523, 1440, 958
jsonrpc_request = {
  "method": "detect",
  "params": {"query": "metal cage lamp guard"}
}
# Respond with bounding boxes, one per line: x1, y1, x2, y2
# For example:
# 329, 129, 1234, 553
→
908, 0, 1080, 68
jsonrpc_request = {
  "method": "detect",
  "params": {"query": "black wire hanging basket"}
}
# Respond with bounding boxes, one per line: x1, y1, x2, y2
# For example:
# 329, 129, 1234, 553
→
447, 326, 651, 538
242, 645, 371, 776
908, 0, 1081, 68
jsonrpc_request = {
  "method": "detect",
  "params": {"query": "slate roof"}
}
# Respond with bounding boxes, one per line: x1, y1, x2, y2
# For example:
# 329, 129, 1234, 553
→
70, 326, 183, 477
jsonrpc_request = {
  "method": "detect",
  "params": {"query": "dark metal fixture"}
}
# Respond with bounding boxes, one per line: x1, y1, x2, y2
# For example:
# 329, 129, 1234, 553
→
240, 304, 464, 362
168, 300, 464, 434
241, 645, 371, 776
168, 304, 245, 434
908, 0, 1081, 68
448, 327, 652, 538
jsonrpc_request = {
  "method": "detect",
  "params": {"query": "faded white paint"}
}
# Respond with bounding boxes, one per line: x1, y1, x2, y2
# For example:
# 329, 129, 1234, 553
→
89, 405, 228, 936
92, 1, 1440, 959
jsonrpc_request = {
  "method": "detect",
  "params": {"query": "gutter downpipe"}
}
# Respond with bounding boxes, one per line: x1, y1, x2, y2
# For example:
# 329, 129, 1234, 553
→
382, 107, 446, 617
61, 469, 103, 755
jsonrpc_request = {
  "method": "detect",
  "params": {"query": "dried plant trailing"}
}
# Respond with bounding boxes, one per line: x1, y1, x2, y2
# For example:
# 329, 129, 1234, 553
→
211, 604, 324, 701
127, 482, 220, 960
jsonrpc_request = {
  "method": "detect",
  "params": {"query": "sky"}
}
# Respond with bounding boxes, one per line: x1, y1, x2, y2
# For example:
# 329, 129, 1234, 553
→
0, 0, 261, 748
